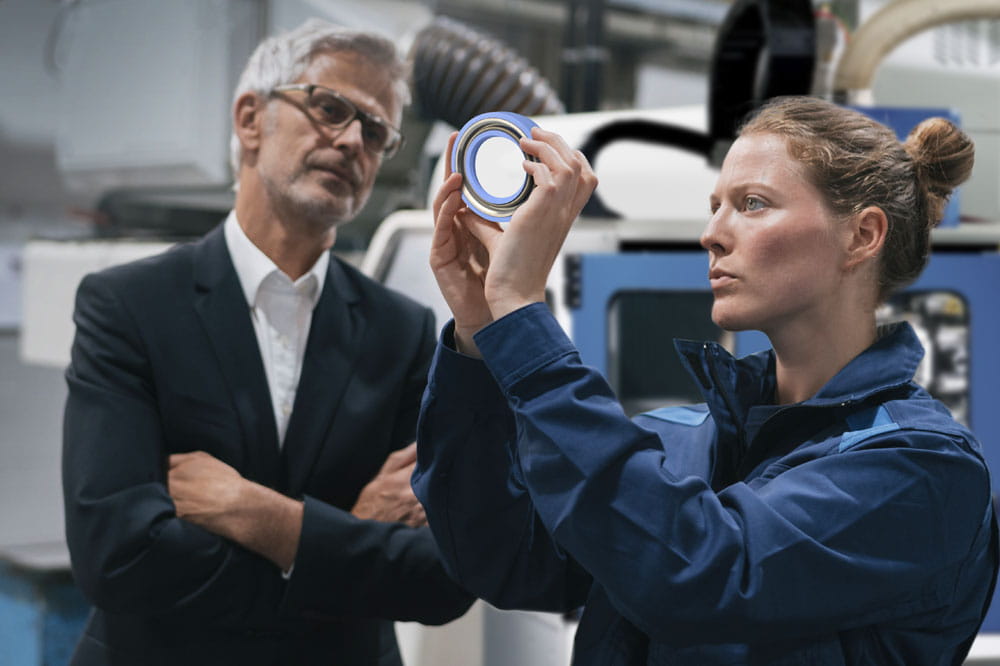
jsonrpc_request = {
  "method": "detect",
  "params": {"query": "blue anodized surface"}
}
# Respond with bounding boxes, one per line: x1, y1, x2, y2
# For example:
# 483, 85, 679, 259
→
451, 111, 539, 223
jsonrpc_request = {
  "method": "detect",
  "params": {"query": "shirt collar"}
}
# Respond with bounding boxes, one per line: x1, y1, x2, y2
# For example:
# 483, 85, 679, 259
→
223, 210, 329, 309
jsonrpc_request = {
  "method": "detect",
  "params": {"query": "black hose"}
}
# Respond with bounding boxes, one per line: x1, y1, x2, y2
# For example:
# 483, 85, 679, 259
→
410, 16, 565, 128
578, 120, 715, 218
410, 3, 815, 220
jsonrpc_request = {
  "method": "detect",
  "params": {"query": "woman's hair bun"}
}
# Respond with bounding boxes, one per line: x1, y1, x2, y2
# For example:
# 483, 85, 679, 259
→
904, 118, 975, 228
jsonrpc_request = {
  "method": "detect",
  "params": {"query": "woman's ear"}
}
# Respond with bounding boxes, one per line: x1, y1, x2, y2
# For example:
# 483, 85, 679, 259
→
844, 206, 888, 270
233, 92, 265, 162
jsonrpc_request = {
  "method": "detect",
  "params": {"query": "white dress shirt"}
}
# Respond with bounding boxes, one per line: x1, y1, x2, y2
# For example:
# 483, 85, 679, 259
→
223, 211, 329, 446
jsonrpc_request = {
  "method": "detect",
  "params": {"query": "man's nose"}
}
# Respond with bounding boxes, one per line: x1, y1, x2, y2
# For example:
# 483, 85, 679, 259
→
331, 117, 366, 154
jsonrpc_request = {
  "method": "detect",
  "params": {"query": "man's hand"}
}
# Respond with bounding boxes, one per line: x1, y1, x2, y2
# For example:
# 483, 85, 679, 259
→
168, 451, 302, 572
351, 443, 427, 527
168, 451, 245, 536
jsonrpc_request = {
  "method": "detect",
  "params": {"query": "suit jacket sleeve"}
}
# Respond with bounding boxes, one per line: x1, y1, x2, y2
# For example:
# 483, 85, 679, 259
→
62, 271, 282, 625
279, 305, 474, 624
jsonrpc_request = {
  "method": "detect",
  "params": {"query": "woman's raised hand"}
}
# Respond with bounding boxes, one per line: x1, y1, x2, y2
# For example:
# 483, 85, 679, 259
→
429, 127, 597, 355
429, 132, 498, 356
479, 127, 596, 319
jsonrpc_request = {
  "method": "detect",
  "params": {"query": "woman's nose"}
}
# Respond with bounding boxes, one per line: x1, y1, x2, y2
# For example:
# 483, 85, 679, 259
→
700, 208, 729, 255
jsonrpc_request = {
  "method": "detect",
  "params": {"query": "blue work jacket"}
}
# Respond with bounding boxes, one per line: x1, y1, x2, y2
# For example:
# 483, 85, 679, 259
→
413, 303, 998, 665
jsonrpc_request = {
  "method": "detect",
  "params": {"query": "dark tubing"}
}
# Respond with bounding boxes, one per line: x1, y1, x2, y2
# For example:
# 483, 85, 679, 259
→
411, 16, 565, 129
579, 120, 714, 219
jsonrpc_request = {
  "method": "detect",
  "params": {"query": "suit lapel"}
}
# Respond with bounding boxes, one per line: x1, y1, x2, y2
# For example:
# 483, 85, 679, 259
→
192, 226, 281, 488
281, 257, 365, 496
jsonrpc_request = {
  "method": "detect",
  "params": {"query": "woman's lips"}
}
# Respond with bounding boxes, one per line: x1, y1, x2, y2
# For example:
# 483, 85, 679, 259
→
708, 269, 736, 289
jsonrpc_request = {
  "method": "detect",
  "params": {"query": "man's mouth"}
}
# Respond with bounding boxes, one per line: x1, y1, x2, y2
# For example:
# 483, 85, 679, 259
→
309, 163, 357, 188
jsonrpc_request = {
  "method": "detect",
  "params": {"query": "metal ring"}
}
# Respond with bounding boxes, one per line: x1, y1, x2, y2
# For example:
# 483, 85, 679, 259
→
451, 111, 538, 223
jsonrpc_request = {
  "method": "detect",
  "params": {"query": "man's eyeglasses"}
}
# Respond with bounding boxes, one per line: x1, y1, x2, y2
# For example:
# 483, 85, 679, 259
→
270, 84, 404, 159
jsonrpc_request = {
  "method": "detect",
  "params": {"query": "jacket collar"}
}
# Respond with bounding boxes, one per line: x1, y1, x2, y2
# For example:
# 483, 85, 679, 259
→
673, 322, 925, 438
810, 322, 924, 406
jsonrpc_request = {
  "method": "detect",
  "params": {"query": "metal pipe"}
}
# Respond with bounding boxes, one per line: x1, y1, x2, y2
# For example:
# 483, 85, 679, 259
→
833, 0, 1000, 103
562, 0, 581, 112
581, 0, 607, 111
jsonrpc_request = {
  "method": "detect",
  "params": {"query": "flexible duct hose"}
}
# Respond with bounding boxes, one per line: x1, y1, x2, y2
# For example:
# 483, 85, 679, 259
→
410, 5, 814, 220
833, 0, 1000, 102
410, 16, 565, 128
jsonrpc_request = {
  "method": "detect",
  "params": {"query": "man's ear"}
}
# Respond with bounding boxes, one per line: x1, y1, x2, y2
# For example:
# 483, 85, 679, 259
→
233, 92, 265, 161
844, 206, 888, 270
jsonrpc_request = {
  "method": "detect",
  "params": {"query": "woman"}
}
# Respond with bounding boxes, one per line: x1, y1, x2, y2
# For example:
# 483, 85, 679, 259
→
413, 96, 997, 664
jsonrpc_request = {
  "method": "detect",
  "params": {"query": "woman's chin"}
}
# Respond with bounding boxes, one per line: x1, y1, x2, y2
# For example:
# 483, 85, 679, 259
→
711, 309, 755, 333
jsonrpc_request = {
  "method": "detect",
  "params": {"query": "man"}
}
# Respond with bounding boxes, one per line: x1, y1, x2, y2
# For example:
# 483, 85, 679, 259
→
62, 19, 471, 666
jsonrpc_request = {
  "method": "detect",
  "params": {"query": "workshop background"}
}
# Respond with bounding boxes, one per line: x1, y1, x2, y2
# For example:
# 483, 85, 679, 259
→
2, 0, 999, 663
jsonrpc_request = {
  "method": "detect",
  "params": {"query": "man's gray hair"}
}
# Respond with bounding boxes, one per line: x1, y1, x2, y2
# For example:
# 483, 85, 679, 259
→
229, 18, 410, 185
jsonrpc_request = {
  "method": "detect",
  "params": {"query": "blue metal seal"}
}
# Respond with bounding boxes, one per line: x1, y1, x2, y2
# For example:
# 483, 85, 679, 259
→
451, 111, 539, 223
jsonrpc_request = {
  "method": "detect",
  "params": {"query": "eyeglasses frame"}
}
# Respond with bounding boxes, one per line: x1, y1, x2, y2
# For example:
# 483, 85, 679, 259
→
269, 83, 405, 159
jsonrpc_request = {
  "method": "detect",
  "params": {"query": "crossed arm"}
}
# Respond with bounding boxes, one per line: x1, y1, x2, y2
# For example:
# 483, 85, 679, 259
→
168, 443, 427, 572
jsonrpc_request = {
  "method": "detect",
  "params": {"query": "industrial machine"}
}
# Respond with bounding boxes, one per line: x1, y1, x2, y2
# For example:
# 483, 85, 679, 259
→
6, 0, 1000, 663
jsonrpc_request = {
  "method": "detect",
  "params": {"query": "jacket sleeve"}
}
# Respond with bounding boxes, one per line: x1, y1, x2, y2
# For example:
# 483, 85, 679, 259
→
279, 307, 474, 624
62, 272, 282, 625
411, 320, 592, 614
281, 499, 474, 624
472, 303, 994, 646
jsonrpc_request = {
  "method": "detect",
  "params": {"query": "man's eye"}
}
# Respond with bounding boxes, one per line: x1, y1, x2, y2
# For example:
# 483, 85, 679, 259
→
362, 122, 388, 146
312, 96, 352, 123
745, 196, 765, 211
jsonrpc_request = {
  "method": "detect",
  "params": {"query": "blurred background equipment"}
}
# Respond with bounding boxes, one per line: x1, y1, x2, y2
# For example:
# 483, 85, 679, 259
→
4, 0, 1000, 664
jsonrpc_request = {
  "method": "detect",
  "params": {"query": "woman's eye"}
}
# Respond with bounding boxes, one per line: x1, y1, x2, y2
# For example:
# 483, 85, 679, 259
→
745, 196, 765, 211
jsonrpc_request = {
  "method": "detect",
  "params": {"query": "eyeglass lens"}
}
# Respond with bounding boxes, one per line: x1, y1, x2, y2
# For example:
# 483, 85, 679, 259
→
306, 89, 393, 154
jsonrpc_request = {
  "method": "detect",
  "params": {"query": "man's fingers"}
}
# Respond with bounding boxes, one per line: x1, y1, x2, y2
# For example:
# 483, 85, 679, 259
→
168, 450, 215, 469
406, 506, 428, 528
381, 443, 418, 472
396, 442, 418, 462
169, 452, 195, 468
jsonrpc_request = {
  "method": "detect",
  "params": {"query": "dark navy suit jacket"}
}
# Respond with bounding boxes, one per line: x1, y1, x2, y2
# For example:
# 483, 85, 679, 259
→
63, 223, 471, 666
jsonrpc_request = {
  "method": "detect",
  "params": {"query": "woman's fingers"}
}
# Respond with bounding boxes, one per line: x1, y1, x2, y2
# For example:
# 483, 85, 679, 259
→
571, 149, 599, 210
519, 130, 594, 206
431, 124, 599, 325
431, 133, 462, 223
457, 209, 503, 253
430, 183, 467, 271
444, 131, 458, 177
520, 128, 580, 177
431, 172, 463, 222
